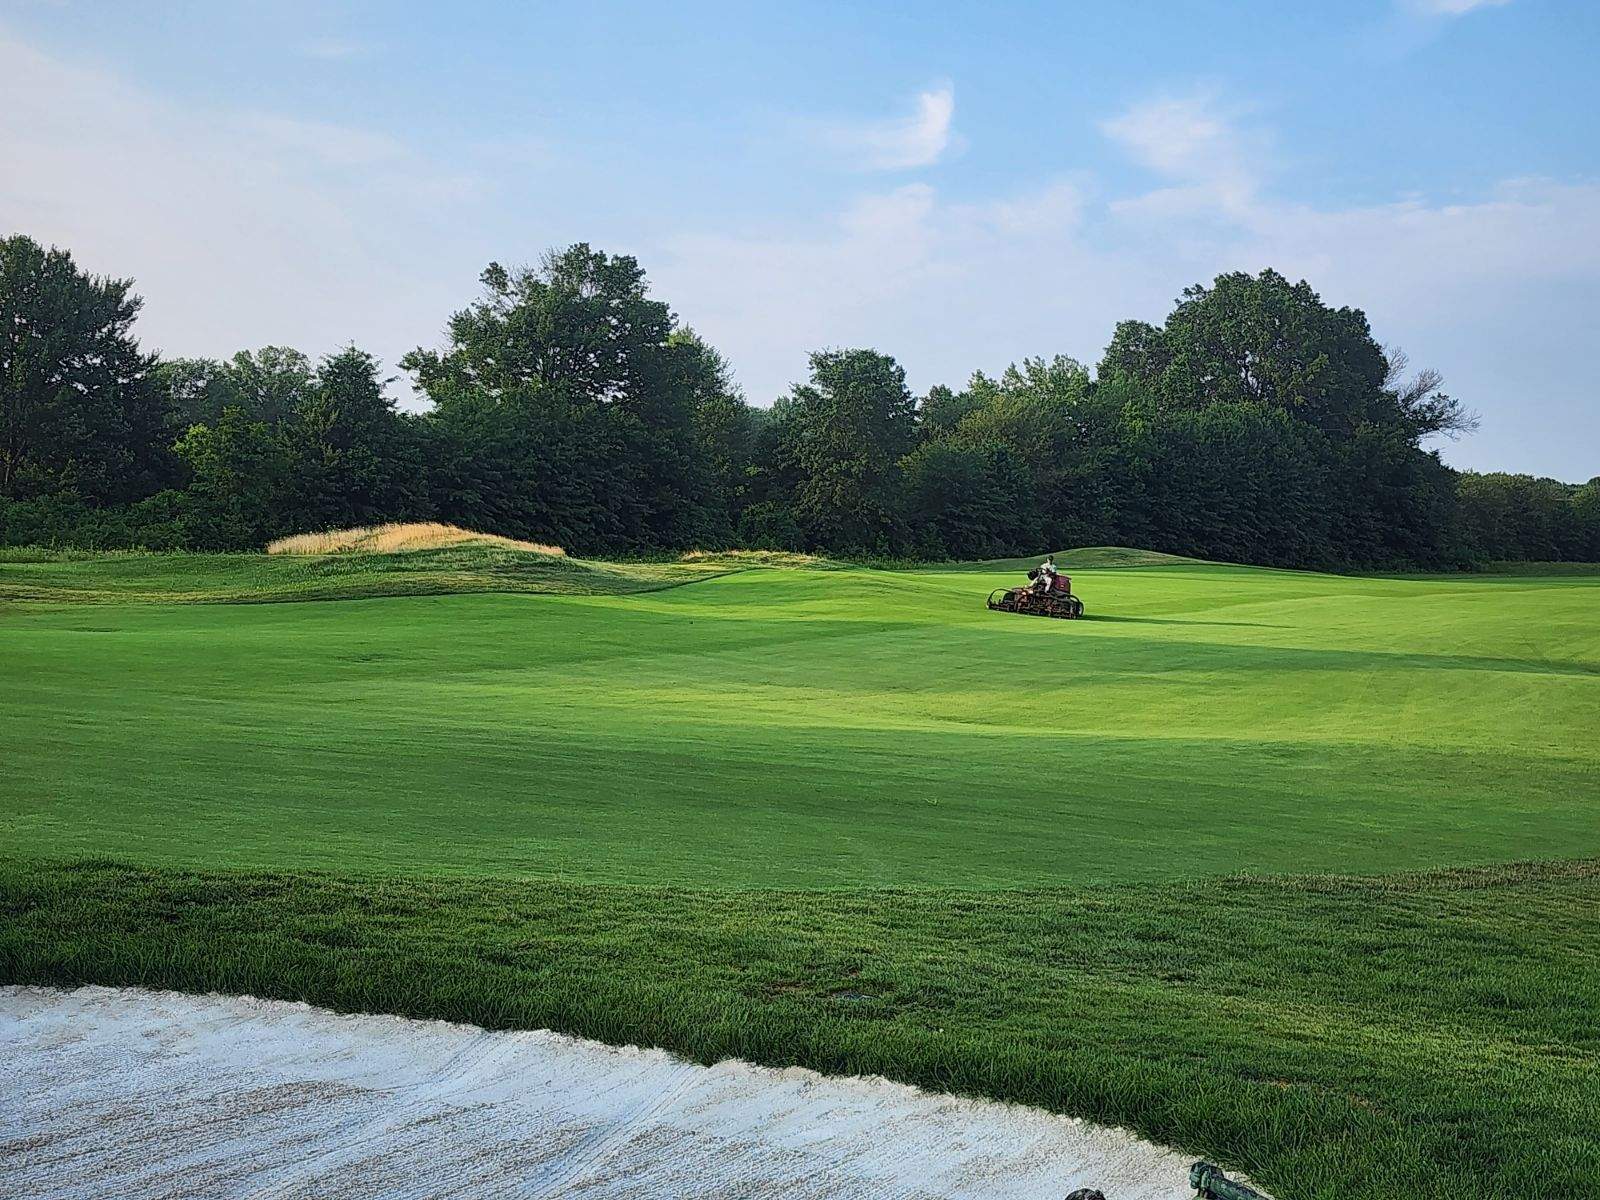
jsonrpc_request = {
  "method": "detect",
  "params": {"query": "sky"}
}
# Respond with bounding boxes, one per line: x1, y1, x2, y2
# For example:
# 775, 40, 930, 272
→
1, 0, 1596, 479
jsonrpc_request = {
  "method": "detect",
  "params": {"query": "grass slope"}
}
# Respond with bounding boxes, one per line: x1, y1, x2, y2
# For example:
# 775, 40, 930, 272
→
3, 549, 1598, 1197
3, 555, 1597, 885
0, 545, 734, 603
3, 856, 1596, 1200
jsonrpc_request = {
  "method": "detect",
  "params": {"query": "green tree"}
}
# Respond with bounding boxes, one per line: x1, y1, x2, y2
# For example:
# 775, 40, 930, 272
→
156, 358, 241, 430
1454, 472, 1589, 562
225, 347, 316, 424
675, 329, 754, 546
405, 246, 717, 551
899, 440, 1034, 558
1101, 269, 1393, 436
174, 406, 292, 548
1100, 270, 1467, 567
157, 347, 316, 430
0, 234, 169, 502
282, 347, 422, 530
780, 349, 916, 550
932, 355, 1104, 550
1573, 478, 1600, 561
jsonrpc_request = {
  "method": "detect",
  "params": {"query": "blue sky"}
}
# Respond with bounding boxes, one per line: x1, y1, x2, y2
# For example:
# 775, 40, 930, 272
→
2, 0, 1596, 478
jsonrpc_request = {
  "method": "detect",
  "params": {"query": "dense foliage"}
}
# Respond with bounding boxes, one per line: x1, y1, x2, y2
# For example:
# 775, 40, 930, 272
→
1, 232, 1592, 566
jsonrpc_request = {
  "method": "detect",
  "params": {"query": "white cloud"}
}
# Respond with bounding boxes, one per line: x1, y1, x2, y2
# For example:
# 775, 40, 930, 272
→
298, 37, 371, 61
817, 84, 956, 171
0, 22, 1590, 478
237, 114, 406, 168
1405, 0, 1512, 15
0, 29, 485, 383
651, 97, 1599, 476
1101, 92, 1263, 218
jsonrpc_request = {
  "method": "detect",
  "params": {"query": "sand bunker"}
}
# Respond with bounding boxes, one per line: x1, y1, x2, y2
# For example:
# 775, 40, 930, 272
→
266, 522, 565, 556
0, 985, 1234, 1199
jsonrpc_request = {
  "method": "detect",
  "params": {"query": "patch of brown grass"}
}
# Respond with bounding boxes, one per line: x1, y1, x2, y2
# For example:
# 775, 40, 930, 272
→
266, 523, 565, 557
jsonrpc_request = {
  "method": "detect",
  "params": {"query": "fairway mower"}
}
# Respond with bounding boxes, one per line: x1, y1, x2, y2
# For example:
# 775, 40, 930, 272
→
987, 565, 1084, 619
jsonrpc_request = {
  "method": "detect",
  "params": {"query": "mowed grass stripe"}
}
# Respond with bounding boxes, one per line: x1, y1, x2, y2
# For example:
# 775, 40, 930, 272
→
3, 559, 1598, 886
2, 550, 1599, 1197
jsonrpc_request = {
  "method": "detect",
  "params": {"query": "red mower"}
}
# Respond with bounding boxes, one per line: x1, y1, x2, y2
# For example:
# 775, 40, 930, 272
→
986, 566, 1085, 620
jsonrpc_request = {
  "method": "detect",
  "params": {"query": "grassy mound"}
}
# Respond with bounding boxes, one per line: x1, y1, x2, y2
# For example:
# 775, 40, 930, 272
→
266, 521, 566, 557
0, 545, 734, 604
0, 539, 853, 605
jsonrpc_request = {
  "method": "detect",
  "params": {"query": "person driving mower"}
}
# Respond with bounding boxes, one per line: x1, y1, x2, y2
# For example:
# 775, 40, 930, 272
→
989, 554, 1083, 618
1032, 555, 1059, 592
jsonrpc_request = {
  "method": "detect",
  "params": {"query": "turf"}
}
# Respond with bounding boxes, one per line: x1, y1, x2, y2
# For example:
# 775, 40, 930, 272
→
3, 553, 1597, 886
3, 857, 1596, 1200
0, 544, 740, 603
2, 548, 1598, 1198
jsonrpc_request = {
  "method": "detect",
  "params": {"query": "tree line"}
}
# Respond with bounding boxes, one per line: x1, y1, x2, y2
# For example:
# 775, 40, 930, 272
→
2, 232, 1594, 568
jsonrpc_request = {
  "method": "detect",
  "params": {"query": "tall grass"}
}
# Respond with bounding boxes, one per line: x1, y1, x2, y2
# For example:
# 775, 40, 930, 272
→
265, 522, 566, 556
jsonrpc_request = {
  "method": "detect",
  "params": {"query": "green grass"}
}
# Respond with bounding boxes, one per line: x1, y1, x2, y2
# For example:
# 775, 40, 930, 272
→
4, 553, 1597, 886
0, 544, 743, 603
2, 547, 1598, 1197
4, 856, 1596, 1200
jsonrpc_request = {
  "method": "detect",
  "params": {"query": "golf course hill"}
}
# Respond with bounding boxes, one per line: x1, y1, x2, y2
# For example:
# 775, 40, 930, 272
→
3, 537, 1598, 1198
0, 526, 1203, 605
0, 525, 845, 604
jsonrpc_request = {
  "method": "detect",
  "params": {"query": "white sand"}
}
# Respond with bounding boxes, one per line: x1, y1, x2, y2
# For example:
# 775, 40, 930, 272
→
0, 985, 1219, 1199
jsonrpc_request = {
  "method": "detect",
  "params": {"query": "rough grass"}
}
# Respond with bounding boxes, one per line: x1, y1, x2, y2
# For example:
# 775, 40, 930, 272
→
0, 542, 860, 604
679, 548, 848, 570
0, 545, 733, 603
265, 521, 566, 556
921, 546, 1213, 573
2, 552, 1598, 1197
3, 855, 1596, 1200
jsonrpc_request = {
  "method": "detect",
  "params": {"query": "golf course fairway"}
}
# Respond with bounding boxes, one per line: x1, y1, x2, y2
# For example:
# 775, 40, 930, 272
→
3, 548, 1598, 1198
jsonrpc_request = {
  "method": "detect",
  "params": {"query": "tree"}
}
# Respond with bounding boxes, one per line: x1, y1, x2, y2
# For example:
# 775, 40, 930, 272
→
1382, 346, 1479, 442
917, 383, 983, 440
174, 406, 292, 548
4, 229, 1582, 571
1453, 472, 1590, 562
1099, 269, 1392, 437
926, 355, 1103, 550
405, 246, 716, 551
225, 347, 316, 425
156, 358, 241, 430
780, 349, 916, 550
0, 234, 169, 502
1097, 269, 1471, 567
675, 329, 754, 546
899, 439, 1033, 558
1573, 478, 1600, 561
281, 347, 422, 530
157, 347, 315, 430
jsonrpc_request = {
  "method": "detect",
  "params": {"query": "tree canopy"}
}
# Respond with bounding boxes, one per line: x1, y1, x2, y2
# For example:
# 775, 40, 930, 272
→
1, 231, 1591, 568
0, 235, 166, 504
